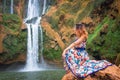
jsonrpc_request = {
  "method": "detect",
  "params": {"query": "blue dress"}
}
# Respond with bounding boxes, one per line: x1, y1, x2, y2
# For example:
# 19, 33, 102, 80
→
63, 40, 112, 78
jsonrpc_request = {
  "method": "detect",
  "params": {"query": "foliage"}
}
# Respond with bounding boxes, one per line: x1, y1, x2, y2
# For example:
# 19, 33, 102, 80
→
43, 32, 62, 61
93, 0, 106, 8
2, 14, 20, 22
47, 16, 59, 31
70, 0, 82, 14
87, 17, 109, 44
48, 0, 57, 6
0, 14, 20, 34
43, 48, 62, 61
64, 18, 74, 27
58, 3, 71, 14
45, 0, 120, 63
75, 1, 94, 23
0, 31, 27, 61
0, 14, 27, 61
87, 17, 120, 62
67, 0, 74, 2
56, 1, 82, 15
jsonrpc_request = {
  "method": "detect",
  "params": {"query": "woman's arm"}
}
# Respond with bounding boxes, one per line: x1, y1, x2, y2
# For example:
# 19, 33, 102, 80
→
62, 35, 86, 57
66, 35, 86, 50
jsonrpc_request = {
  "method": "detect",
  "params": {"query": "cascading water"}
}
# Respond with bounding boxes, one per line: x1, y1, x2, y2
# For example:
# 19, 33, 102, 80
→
10, 0, 13, 14
0, 0, 61, 72
24, 0, 47, 71
42, 0, 47, 15
40, 0, 46, 64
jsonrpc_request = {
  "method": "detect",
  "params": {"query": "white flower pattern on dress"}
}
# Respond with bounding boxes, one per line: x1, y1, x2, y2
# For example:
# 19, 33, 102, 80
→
63, 40, 112, 78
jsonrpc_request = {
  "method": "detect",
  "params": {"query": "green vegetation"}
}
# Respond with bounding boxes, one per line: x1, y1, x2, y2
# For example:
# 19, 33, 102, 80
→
47, 16, 59, 31
1, 14, 21, 34
70, 1, 82, 14
2, 31, 27, 61
43, 32, 62, 61
87, 17, 110, 45
44, 0, 120, 63
87, 17, 120, 62
56, 2, 71, 15
0, 14, 27, 61
93, 0, 106, 7
43, 48, 62, 61
48, 0, 57, 6
0, 0, 119, 64
64, 18, 74, 27
75, 1, 94, 23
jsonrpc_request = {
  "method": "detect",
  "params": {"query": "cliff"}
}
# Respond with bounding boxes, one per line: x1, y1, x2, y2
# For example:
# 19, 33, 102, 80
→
41, 0, 120, 64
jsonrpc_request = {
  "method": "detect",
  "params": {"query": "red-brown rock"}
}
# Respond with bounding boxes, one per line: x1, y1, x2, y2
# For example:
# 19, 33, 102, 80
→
62, 65, 120, 80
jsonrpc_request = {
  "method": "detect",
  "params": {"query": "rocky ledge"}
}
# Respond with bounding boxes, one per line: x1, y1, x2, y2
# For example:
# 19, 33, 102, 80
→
62, 65, 120, 80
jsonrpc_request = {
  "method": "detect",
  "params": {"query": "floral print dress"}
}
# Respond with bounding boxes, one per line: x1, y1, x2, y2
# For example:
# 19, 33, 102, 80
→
63, 40, 112, 78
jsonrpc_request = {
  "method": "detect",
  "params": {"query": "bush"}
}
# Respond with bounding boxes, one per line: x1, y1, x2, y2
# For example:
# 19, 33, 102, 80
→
0, 14, 20, 34
0, 14, 26, 61
1, 31, 27, 61
43, 47, 62, 61
64, 18, 74, 27
87, 17, 120, 62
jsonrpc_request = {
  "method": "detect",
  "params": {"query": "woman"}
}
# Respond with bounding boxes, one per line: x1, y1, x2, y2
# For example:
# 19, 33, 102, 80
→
62, 23, 112, 78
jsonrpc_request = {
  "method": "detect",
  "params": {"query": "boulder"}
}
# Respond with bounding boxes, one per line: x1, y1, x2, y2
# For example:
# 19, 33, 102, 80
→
62, 65, 120, 80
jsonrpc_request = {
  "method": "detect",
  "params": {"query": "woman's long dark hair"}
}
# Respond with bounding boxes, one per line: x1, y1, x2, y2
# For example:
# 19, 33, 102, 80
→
75, 23, 88, 38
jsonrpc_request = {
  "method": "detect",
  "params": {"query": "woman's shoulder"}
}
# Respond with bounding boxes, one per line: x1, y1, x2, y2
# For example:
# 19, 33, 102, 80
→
80, 35, 87, 41
75, 36, 87, 43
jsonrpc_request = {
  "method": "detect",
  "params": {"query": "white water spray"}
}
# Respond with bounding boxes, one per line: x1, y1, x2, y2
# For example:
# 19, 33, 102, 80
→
24, 0, 47, 71
10, 0, 13, 14
42, 0, 47, 15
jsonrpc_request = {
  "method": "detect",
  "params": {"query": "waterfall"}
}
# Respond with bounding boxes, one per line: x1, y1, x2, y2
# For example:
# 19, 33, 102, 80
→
40, 0, 46, 64
10, 0, 13, 14
24, 0, 46, 71
42, 0, 47, 15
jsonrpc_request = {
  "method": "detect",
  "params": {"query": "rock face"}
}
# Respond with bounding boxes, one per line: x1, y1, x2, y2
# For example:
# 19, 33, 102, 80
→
41, 18, 65, 50
41, 0, 120, 62
0, 53, 26, 64
62, 65, 120, 80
